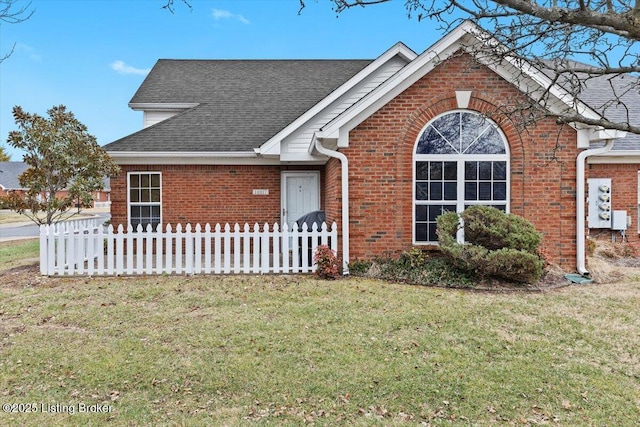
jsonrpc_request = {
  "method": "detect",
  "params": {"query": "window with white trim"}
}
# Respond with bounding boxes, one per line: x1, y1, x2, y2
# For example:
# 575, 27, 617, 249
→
414, 111, 509, 243
128, 172, 162, 230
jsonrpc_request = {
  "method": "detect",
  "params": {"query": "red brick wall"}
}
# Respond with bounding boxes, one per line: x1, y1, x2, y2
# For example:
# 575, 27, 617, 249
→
587, 163, 639, 250
340, 53, 582, 268
110, 164, 323, 229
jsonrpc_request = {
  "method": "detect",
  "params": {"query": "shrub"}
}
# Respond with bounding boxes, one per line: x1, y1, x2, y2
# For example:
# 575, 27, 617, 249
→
436, 206, 545, 284
348, 259, 373, 276
461, 205, 541, 253
314, 245, 340, 279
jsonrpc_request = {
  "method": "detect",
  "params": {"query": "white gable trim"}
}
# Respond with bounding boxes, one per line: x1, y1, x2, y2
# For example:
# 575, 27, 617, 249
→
318, 20, 613, 148
256, 42, 417, 157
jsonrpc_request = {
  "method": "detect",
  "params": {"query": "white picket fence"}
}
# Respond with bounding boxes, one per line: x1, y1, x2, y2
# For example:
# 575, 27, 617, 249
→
39, 220, 338, 276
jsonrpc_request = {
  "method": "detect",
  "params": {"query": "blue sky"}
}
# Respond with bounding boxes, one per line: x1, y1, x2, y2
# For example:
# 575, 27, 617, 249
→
0, 0, 446, 160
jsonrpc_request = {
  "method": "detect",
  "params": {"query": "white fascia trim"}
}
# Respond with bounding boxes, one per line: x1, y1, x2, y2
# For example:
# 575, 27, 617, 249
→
107, 151, 282, 165
128, 103, 199, 111
587, 151, 640, 164
256, 42, 418, 157
320, 23, 474, 143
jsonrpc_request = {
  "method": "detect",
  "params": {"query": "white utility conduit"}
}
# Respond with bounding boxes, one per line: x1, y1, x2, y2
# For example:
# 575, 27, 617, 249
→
576, 139, 614, 276
314, 137, 350, 275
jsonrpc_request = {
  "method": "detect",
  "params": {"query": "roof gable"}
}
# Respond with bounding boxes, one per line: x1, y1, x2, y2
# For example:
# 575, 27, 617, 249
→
318, 21, 618, 147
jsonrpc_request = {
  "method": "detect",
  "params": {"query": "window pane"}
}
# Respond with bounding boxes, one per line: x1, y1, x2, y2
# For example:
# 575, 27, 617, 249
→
493, 162, 507, 180
430, 182, 442, 200
479, 162, 492, 180
465, 162, 477, 180
466, 126, 506, 154
415, 223, 428, 241
141, 189, 151, 203
493, 182, 507, 200
444, 182, 457, 200
443, 162, 457, 180
428, 223, 438, 242
131, 206, 141, 217
130, 174, 139, 188
151, 189, 161, 203
465, 182, 477, 200
416, 162, 430, 180
416, 205, 428, 221
151, 174, 160, 187
416, 183, 429, 200
428, 205, 441, 222
130, 189, 139, 203
479, 182, 492, 200
141, 174, 150, 188
417, 126, 456, 154
429, 162, 442, 180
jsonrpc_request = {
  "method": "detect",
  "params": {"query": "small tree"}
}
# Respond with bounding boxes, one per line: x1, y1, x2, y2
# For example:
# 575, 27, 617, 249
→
1, 105, 120, 225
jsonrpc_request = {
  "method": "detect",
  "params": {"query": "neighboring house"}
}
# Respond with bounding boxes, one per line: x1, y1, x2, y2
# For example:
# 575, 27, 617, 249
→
0, 161, 28, 196
0, 161, 111, 208
105, 21, 640, 275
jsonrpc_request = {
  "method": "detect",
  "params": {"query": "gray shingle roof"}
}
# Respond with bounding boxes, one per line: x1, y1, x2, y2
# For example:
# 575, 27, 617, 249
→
0, 162, 28, 190
539, 59, 640, 150
105, 59, 372, 152
579, 73, 640, 150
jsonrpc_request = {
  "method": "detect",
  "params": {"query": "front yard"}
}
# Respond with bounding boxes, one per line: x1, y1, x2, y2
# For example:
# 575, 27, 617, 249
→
1, 241, 639, 425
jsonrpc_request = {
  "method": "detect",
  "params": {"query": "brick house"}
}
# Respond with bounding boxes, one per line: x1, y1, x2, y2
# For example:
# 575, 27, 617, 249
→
105, 22, 640, 275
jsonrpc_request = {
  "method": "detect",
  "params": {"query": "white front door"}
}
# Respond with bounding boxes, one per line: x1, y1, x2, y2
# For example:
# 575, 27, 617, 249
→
282, 172, 320, 231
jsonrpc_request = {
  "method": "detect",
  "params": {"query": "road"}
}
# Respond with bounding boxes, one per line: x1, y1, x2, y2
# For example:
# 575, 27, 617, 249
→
0, 211, 111, 242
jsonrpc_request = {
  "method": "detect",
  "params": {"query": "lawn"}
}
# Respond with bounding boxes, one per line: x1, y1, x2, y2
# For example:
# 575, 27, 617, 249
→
1, 242, 639, 426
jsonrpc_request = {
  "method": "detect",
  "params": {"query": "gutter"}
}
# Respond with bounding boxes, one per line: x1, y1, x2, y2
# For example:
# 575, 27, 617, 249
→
313, 136, 350, 275
576, 139, 614, 276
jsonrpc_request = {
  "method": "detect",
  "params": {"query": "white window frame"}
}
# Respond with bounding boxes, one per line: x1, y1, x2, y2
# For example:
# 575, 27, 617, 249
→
127, 171, 162, 230
413, 110, 510, 245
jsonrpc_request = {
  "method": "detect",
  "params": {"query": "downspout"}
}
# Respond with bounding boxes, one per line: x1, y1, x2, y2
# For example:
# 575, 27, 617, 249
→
314, 137, 350, 275
576, 139, 614, 276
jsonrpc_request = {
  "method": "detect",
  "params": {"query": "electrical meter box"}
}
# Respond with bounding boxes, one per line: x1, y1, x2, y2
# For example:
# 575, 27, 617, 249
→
587, 178, 612, 228
611, 210, 628, 231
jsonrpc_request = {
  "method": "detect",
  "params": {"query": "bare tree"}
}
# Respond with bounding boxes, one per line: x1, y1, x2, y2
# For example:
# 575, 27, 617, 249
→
0, 0, 34, 62
300, 0, 640, 135
161, 0, 191, 13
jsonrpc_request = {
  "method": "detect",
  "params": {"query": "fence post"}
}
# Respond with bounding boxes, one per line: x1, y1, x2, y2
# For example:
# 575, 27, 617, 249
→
214, 223, 221, 274
185, 224, 193, 275
281, 223, 290, 274
165, 224, 173, 275
204, 224, 212, 274
233, 223, 241, 274
194, 223, 202, 274
261, 223, 270, 273
273, 223, 280, 274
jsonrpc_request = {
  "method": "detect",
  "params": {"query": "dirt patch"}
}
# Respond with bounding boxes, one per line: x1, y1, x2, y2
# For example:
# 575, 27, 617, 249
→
587, 241, 640, 284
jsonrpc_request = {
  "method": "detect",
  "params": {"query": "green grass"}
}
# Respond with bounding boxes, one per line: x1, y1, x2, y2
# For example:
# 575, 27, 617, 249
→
1, 264, 639, 426
0, 240, 39, 270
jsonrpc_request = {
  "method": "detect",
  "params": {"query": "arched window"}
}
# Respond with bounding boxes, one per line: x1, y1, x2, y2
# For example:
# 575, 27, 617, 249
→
414, 110, 509, 243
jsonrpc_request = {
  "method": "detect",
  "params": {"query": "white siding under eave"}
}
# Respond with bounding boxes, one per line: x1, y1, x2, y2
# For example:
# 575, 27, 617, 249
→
143, 110, 182, 128
282, 55, 409, 155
